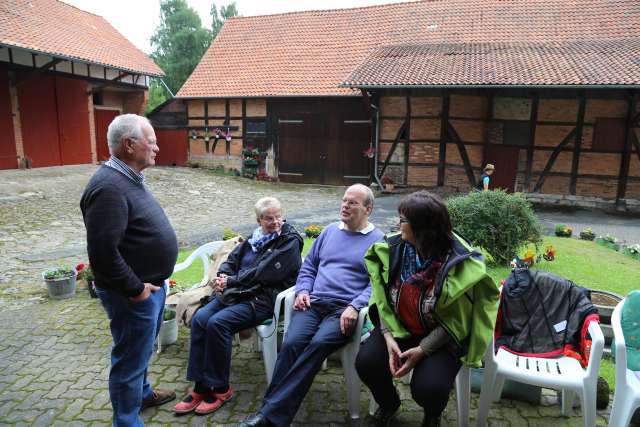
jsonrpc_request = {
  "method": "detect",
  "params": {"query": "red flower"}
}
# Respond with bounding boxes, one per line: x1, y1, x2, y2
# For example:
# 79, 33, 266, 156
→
76, 263, 85, 272
169, 279, 177, 288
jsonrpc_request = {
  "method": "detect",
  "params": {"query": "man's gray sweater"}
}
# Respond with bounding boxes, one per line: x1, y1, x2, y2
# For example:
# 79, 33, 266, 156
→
81, 166, 178, 297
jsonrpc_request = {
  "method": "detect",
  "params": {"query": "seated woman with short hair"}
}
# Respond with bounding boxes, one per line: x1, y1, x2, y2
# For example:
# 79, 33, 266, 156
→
174, 197, 303, 416
359, 191, 499, 427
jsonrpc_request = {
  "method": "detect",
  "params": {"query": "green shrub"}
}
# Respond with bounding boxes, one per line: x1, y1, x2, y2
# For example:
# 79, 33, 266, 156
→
304, 224, 324, 238
555, 224, 573, 237
622, 244, 640, 260
163, 309, 176, 321
579, 227, 596, 241
447, 190, 542, 265
595, 234, 620, 251
223, 227, 241, 241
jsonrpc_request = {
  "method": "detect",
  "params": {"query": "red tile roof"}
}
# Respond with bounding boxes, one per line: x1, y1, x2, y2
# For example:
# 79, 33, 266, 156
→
178, 0, 640, 98
343, 40, 640, 87
0, 0, 163, 77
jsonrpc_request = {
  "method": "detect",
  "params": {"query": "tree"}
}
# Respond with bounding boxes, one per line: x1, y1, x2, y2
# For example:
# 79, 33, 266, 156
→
150, 0, 212, 96
211, 2, 238, 38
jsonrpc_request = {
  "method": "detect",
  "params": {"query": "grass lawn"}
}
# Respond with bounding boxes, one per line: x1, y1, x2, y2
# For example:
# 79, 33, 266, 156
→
170, 235, 638, 391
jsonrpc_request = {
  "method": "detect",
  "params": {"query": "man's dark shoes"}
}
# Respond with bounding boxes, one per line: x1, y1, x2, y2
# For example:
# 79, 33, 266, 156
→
141, 388, 176, 411
368, 401, 400, 427
421, 413, 441, 427
235, 412, 274, 427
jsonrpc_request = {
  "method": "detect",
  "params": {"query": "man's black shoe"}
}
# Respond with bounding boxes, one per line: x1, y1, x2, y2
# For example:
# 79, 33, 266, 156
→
421, 413, 441, 427
367, 402, 400, 427
235, 412, 273, 427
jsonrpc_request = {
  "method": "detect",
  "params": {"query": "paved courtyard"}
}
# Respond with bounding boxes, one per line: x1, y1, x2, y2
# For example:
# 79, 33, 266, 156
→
0, 165, 635, 426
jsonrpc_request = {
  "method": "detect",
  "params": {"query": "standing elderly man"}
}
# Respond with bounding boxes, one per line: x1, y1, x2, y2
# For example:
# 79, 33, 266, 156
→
237, 184, 384, 427
81, 114, 178, 426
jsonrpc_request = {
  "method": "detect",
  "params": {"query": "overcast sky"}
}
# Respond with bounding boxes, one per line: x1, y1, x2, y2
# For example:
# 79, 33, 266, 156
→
60, 0, 405, 54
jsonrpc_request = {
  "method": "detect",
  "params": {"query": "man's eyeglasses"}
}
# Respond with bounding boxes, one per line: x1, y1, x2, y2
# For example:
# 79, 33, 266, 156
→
398, 217, 409, 225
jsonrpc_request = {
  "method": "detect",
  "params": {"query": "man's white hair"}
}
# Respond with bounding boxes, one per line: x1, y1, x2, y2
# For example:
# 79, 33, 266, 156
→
255, 197, 283, 219
348, 183, 375, 208
107, 114, 150, 154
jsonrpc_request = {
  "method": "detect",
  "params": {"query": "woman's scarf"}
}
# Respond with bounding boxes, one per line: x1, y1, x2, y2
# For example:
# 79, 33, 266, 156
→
400, 243, 435, 282
247, 227, 278, 252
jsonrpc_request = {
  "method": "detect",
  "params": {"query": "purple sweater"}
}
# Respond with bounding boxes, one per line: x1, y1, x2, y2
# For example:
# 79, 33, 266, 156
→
295, 222, 384, 310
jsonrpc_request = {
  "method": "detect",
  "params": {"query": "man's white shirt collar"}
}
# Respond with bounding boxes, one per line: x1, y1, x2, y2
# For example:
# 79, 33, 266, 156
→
339, 221, 375, 235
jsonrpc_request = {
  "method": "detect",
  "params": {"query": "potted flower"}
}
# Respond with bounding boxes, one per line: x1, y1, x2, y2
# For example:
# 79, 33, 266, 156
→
158, 308, 178, 349
554, 224, 573, 237
579, 227, 596, 241
76, 263, 97, 298
304, 224, 324, 238
42, 266, 77, 299
381, 175, 395, 192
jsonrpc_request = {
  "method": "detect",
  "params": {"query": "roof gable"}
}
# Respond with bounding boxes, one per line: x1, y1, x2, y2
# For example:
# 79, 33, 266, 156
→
0, 0, 163, 77
177, 0, 640, 97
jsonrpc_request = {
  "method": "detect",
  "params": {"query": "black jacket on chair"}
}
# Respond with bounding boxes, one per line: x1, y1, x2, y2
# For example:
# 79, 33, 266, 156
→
495, 269, 598, 357
217, 222, 303, 312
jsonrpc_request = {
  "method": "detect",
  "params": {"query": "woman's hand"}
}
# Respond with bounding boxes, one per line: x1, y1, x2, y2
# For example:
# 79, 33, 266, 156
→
383, 332, 402, 377
394, 346, 425, 378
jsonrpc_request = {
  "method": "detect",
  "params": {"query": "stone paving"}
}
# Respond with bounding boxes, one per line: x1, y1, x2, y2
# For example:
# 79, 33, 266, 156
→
1, 165, 637, 426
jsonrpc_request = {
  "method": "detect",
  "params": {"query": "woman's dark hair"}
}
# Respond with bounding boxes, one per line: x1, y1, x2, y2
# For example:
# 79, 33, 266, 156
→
398, 190, 453, 259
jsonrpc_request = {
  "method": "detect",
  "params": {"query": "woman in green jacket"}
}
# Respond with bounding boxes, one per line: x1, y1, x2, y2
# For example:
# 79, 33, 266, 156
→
357, 191, 499, 427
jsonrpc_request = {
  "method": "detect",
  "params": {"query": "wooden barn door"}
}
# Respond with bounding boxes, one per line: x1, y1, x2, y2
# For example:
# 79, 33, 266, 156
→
486, 145, 520, 192
155, 129, 188, 166
18, 74, 61, 167
56, 77, 91, 165
94, 109, 120, 162
277, 113, 322, 183
0, 70, 17, 169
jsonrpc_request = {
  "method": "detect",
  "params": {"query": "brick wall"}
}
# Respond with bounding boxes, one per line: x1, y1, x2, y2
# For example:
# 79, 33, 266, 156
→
409, 143, 438, 164
576, 177, 618, 198
407, 165, 438, 186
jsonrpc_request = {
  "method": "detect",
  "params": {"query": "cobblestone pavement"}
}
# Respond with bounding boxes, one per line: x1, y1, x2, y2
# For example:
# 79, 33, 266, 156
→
0, 290, 616, 427
0, 165, 636, 426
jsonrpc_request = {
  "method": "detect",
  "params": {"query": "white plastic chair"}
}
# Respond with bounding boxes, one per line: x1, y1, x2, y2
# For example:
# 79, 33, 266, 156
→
368, 365, 470, 427
278, 291, 369, 420
167, 240, 290, 382
476, 320, 605, 427
608, 299, 640, 427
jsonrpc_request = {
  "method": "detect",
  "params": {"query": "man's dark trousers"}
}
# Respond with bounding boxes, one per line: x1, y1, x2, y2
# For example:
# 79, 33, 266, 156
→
96, 285, 165, 427
187, 297, 271, 388
260, 299, 352, 427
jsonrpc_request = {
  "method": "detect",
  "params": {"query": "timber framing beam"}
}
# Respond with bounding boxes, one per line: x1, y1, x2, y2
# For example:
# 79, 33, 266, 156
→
437, 93, 450, 186
379, 119, 407, 178
87, 72, 131, 95
14, 58, 63, 86
533, 128, 577, 192
525, 94, 539, 191
569, 94, 586, 194
616, 94, 637, 202
447, 122, 477, 188
403, 93, 410, 184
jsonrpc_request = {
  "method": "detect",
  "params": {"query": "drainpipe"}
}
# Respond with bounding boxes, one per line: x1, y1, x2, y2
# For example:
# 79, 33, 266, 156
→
158, 78, 175, 98
370, 103, 384, 189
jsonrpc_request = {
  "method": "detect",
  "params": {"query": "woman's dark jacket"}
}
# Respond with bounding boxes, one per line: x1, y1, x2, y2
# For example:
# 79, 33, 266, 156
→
218, 222, 303, 312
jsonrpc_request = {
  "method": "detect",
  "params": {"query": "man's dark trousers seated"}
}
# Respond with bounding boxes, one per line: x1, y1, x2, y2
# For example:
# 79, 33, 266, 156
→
260, 298, 353, 427
96, 284, 165, 426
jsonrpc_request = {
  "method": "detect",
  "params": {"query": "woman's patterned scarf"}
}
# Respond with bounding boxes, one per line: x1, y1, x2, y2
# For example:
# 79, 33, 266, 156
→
400, 243, 435, 282
248, 227, 278, 252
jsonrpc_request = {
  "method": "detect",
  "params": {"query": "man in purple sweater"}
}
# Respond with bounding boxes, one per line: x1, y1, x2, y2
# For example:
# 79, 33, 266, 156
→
237, 184, 384, 427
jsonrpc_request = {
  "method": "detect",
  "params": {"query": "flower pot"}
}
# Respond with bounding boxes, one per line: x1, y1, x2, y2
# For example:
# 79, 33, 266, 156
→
579, 232, 595, 241
158, 318, 178, 347
385, 183, 395, 192
43, 273, 76, 299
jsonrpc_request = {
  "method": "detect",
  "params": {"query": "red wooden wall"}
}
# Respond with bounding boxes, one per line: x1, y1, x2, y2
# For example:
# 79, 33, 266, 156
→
155, 129, 187, 166
94, 109, 119, 162
0, 70, 17, 169
17, 74, 91, 167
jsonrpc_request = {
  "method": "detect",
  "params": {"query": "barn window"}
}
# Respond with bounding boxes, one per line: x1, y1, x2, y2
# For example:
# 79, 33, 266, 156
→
246, 120, 266, 135
593, 118, 626, 152
501, 120, 530, 146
